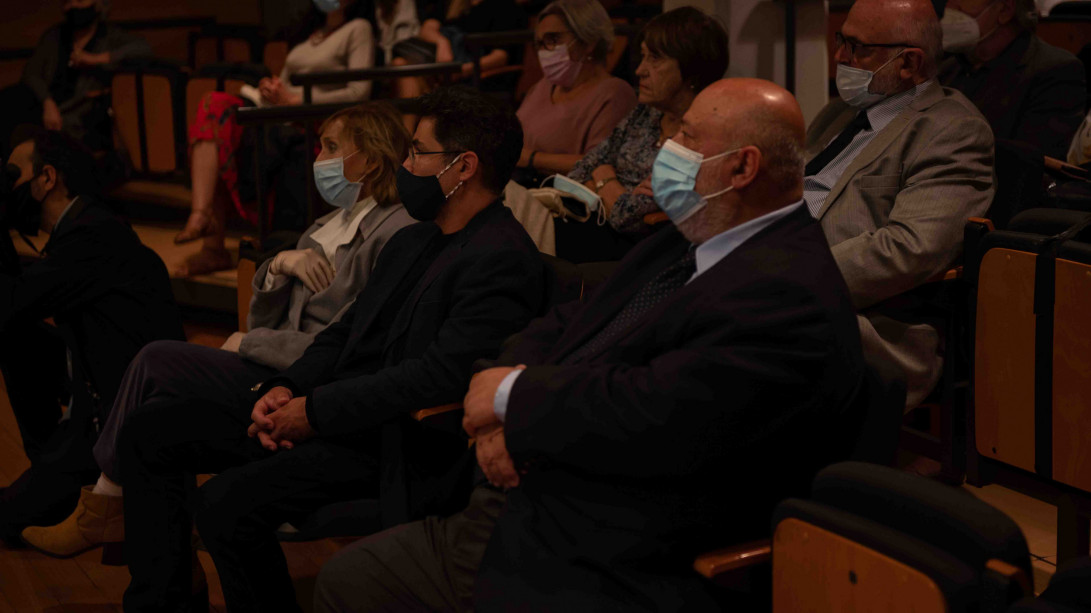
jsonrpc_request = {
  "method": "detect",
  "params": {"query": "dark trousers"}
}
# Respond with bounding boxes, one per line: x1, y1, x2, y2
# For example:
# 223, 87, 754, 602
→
313, 483, 505, 613
116, 341, 380, 613
0, 323, 95, 544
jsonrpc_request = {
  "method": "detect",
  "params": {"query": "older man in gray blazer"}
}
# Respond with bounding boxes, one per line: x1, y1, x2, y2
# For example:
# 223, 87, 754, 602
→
805, 0, 995, 407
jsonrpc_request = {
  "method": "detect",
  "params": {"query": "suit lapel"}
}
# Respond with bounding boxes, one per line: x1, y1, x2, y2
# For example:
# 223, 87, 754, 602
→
381, 237, 463, 353
815, 82, 944, 220
549, 230, 690, 362
342, 223, 439, 353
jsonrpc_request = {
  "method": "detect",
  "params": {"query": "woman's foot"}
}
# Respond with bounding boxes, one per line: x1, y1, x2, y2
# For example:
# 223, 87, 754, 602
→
172, 247, 233, 277
21, 486, 124, 562
174, 210, 219, 244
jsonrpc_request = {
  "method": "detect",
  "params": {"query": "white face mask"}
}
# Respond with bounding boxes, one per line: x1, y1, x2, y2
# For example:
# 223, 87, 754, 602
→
835, 49, 905, 109
941, 3, 1001, 54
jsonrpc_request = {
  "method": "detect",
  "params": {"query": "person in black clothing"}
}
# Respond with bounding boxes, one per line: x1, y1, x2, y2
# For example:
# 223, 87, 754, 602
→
0, 0, 151, 161
0, 129, 182, 545
937, 0, 1086, 158
117, 86, 548, 613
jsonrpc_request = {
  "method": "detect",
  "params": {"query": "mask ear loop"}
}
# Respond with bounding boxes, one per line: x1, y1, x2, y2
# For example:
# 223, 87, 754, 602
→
439, 154, 465, 199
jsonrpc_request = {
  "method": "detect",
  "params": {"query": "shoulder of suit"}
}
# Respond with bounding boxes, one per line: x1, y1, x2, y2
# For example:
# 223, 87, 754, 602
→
1025, 34, 1085, 73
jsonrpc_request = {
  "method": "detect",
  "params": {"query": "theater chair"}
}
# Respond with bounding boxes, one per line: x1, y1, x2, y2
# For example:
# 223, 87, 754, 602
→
967, 208, 1091, 563
108, 59, 193, 212
699, 462, 1033, 613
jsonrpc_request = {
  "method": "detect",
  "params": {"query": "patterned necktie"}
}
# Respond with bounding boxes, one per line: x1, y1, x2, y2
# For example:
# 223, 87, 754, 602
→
804, 111, 871, 177
562, 248, 697, 365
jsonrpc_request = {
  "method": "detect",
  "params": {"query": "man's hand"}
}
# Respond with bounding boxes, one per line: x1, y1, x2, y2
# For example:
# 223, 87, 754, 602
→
264, 396, 316, 450
462, 365, 524, 437
221, 331, 246, 353
249, 385, 293, 443
475, 424, 519, 489
42, 99, 63, 131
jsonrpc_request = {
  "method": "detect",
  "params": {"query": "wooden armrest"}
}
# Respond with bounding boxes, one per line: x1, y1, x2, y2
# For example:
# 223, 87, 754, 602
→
411, 402, 463, 421
967, 217, 995, 232
986, 559, 1033, 596
1044, 156, 1090, 181
693, 539, 772, 579
643, 212, 669, 225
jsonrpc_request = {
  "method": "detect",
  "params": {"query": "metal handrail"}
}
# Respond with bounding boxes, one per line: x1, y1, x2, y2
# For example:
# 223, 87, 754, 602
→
290, 62, 463, 103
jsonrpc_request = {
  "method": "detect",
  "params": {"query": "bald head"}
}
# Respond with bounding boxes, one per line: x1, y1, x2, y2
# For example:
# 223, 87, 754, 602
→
691, 78, 806, 195
844, 0, 943, 76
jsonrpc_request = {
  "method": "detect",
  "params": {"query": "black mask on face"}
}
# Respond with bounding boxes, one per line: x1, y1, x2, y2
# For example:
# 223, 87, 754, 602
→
395, 155, 463, 221
10, 178, 43, 237
65, 6, 99, 30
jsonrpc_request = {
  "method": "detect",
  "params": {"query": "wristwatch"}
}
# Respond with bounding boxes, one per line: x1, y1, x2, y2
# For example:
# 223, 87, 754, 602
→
594, 176, 619, 193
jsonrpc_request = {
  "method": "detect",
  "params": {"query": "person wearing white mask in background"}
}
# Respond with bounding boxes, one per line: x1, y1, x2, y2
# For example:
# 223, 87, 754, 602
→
936, 0, 1086, 158
512, 0, 636, 183
803, 0, 994, 409
20, 102, 414, 564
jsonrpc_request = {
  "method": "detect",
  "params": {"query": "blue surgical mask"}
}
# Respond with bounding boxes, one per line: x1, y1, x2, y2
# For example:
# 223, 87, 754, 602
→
651, 139, 740, 225
313, 0, 342, 13
835, 50, 905, 109
548, 174, 602, 213
313, 150, 365, 210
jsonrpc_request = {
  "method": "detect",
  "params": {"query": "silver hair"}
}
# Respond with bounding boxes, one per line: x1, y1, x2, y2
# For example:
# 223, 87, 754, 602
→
892, 10, 943, 77
1013, 0, 1040, 30
538, 0, 614, 64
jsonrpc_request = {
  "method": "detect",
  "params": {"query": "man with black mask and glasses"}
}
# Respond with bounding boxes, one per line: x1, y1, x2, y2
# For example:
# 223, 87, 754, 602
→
116, 86, 547, 613
0, 129, 181, 546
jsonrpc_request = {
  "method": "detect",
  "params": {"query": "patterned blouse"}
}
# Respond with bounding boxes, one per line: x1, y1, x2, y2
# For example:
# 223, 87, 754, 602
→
568, 104, 664, 238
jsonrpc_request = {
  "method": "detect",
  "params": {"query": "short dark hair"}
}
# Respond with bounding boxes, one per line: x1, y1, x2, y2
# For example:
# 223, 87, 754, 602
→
415, 86, 523, 194
642, 6, 730, 93
27, 130, 100, 199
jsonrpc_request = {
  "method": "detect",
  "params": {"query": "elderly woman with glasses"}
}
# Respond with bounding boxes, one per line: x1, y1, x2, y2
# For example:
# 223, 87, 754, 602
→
512, 0, 637, 183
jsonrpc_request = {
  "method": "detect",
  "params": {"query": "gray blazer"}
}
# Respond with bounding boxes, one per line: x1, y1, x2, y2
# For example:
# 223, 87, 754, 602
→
808, 81, 995, 405
238, 201, 416, 371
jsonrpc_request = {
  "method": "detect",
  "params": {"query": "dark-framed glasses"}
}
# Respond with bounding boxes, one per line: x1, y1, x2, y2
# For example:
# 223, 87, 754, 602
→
834, 31, 910, 60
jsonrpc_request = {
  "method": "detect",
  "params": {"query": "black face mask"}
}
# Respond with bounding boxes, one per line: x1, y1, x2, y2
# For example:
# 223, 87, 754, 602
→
65, 6, 99, 30
8, 178, 43, 237
395, 156, 463, 222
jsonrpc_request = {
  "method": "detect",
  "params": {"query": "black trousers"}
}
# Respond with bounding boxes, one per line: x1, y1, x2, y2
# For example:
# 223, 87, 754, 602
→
116, 341, 380, 613
0, 323, 96, 544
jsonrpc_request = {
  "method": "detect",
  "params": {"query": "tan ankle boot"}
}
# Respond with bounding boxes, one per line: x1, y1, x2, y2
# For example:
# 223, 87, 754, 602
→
21, 485, 124, 561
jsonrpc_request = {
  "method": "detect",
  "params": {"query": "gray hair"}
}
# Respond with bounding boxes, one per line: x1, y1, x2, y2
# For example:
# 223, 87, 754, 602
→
538, 0, 614, 64
729, 108, 805, 195
893, 10, 943, 77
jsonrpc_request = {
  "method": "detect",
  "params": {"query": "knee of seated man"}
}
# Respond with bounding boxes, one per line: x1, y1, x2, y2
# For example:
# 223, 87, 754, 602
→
313, 544, 388, 612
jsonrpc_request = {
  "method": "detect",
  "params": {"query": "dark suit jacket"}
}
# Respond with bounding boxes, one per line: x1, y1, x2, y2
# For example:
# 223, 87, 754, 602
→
473, 206, 867, 611
939, 32, 1087, 159
276, 200, 547, 436
0, 197, 183, 470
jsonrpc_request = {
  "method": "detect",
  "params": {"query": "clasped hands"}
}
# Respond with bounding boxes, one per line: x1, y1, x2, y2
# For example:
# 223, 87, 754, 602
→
463, 365, 525, 490
247, 385, 316, 451
258, 76, 303, 106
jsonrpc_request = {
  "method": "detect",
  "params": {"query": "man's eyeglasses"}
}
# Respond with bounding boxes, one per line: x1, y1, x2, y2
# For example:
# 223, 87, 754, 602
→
408, 148, 463, 164
533, 31, 573, 51
834, 32, 911, 60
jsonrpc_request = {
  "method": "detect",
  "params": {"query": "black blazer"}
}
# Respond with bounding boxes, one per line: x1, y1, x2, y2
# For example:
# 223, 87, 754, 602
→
474, 205, 867, 611
277, 200, 548, 436
0, 197, 183, 470
938, 32, 1087, 159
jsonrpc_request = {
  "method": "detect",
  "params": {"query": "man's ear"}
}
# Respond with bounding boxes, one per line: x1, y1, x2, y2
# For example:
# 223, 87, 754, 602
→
730, 146, 762, 190
996, 0, 1017, 24
899, 48, 925, 80
39, 165, 58, 195
457, 151, 479, 183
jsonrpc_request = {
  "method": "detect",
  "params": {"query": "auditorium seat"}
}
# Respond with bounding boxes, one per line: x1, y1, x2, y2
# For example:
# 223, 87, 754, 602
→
967, 208, 1091, 563
770, 462, 1032, 613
